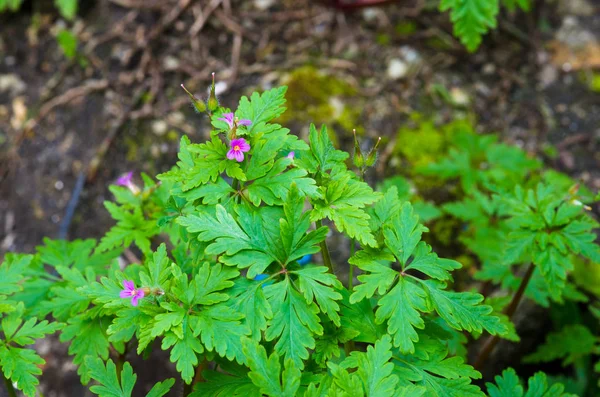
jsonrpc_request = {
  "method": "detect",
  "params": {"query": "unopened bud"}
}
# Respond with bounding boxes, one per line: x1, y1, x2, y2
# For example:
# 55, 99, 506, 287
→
352, 129, 365, 168
181, 84, 207, 113
141, 287, 165, 296
207, 72, 219, 113
568, 183, 580, 196
365, 137, 381, 167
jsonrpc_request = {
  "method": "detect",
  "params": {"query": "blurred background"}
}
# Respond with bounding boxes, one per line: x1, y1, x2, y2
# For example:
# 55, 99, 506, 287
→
0, 0, 599, 395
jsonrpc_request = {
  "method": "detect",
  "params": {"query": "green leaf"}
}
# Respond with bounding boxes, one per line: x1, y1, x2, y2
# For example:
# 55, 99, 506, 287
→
486, 368, 575, 397
308, 124, 348, 173
394, 337, 483, 397
0, 253, 32, 295
193, 262, 239, 305
191, 364, 260, 396
86, 357, 136, 397
421, 280, 507, 337
264, 278, 322, 369
146, 378, 176, 397
178, 205, 275, 278
161, 322, 204, 384
0, 345, 45, 397
311, 168, 380, 247
382, 202, 428, 266
339, 289, 385, 344
439, 0, 500, 52
294, 266, 343, 326
236, 86, 288, 133
228, 278, 273, 340
55, 0, 77, 20
60, 314, 111, 384
242, 338, 301, 397
191, 306, 249, 364
377, 277, 430, 354
332, 335, 400, 396
523, 324, 597, 366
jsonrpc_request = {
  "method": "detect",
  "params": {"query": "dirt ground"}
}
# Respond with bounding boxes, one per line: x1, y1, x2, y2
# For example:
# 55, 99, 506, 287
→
1, 0, 600, 395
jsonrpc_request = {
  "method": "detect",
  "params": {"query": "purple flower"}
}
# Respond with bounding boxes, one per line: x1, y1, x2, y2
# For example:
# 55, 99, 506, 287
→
116, 171, 134, 187
227, 138, 251, 162
287, 151, 295, 160
114, 171, 140, 195
218, 112, 252, 129
119, 280, 145, 306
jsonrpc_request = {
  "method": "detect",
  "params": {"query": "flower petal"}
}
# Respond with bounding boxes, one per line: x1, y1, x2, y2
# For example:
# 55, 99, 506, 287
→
239, 141, 251, 152
116, 172, 133, 187
218, 112, 234, 129
123, 280, 135, 291
238, 119, 252, 126
287, 151, 295, 160
234, 150, 244, 162
136, 289, 145, 299
227, 149, 236, 160
131, 296, 140, 306
120, 290, 132, 298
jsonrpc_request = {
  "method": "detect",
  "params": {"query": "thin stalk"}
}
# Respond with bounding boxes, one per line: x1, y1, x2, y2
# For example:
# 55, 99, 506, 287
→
348, 238, 355, 292
3, 374, 16, 397
183, 359, 208, 396
473, 263, 535, 370
315, 219, 334, 274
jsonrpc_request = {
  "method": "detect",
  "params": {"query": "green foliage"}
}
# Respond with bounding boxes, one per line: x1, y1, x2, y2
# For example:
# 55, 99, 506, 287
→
439, 0, 531, 52
86, 357, 174, 397
1, 85, 593, 397
439, 0, 499, 52
486, 368, 577, 397
524, 325, 599, 366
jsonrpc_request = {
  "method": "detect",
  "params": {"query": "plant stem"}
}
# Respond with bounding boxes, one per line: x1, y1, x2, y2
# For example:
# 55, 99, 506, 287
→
473, 262, 535, 370
182, 359, 208, 396
316, 219, 334, 274
3, 374, 16, 397
348, 238, 355, 292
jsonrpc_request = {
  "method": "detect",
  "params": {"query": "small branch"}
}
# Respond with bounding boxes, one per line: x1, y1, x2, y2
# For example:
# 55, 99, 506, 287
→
3, 374, 17, 397
316, 219, 334, 274
348, 238, 355, 292
473, 263, 535, 370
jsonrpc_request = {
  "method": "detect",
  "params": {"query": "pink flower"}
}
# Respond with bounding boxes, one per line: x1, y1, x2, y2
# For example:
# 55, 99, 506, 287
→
227, 138, 251, 162
119, 280, 145, 306
114, 171, 140, 195
116, 171, 134, 187
287, 151, 295, 160
218, 112, 252, 129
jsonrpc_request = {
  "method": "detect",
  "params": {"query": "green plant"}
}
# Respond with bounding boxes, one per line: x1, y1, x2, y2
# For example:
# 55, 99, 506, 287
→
1, 83, 598, 396
0, 0, 78, 20
439, 0, 531, 52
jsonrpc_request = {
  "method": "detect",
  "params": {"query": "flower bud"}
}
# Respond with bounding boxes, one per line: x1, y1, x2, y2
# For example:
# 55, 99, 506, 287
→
181, 84, 207, 113
207, 72, 219, 113
365, 137, 381, 167
352, 129, 365, 168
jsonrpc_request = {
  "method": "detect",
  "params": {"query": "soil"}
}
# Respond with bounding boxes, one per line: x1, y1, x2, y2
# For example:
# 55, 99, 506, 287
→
1, 0, 600, 395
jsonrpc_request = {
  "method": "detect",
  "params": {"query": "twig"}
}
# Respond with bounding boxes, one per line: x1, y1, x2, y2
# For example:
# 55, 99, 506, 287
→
473, 263, 535, 370
214, 9, 260, 42
22, 79, 109, 135
229, 34, 243, 84
190, 0, 223, 36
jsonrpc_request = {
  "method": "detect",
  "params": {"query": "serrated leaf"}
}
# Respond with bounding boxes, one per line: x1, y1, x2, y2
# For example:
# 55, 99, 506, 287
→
439, 0, 500, 52
294, 266, 343, 326
86, 357, 136, 397
242, 338, 301, 397
0, 345, 45, 397
264, 278, 322, 369
236, 86, 288, 133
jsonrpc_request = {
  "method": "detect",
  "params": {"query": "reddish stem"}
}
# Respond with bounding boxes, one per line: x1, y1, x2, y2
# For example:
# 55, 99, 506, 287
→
473, 263, 535, 370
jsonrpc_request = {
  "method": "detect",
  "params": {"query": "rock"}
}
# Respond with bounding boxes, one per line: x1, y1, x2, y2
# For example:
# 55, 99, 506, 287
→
450, 87, 470, 107
387, 58, 408, 80
162, 55, 180, 71
151, 120, 168, 136
0, 74, 26, 95
254, 0, 275, 10
557, 0, 595, 16
539, 64, 558, 88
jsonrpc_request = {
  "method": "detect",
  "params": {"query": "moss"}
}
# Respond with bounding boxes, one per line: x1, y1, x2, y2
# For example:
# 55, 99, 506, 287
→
277, 66, 357, 127
395, 21, 417, 36
376, 33, 391, 46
